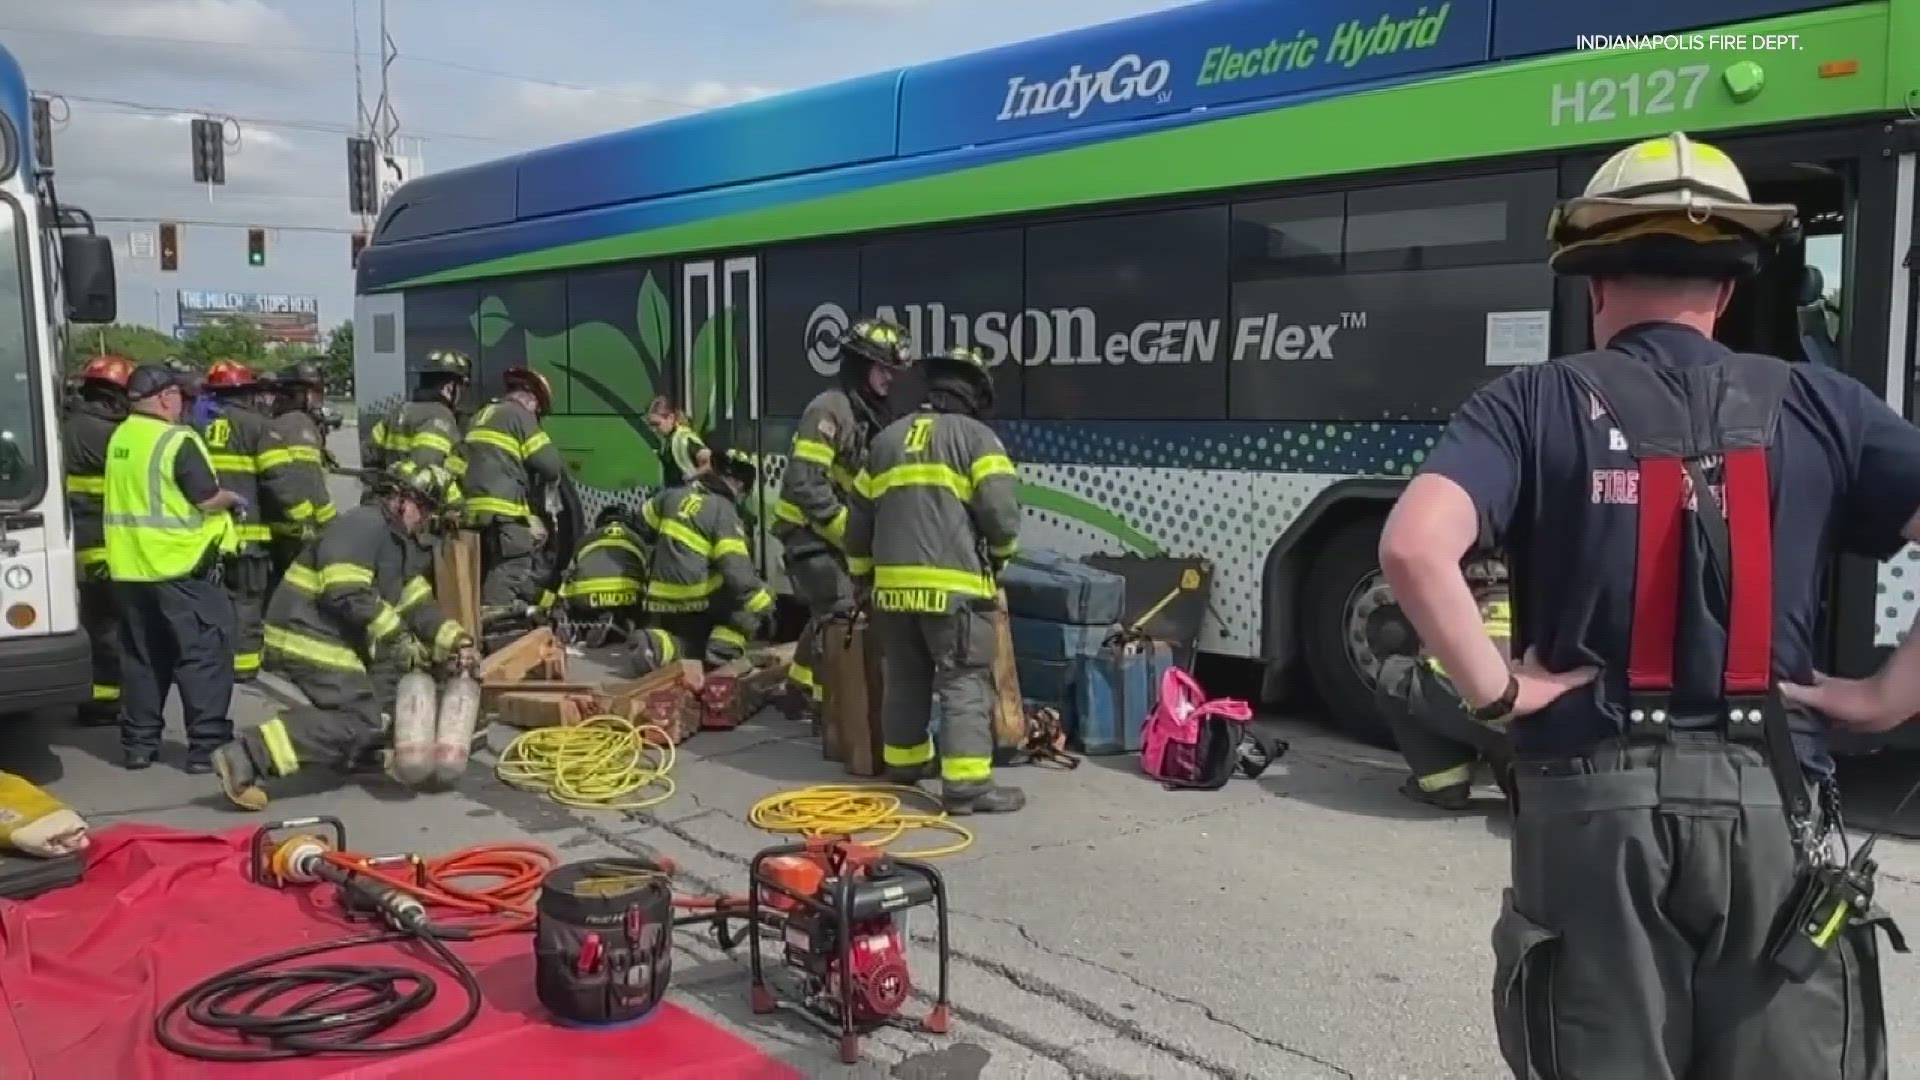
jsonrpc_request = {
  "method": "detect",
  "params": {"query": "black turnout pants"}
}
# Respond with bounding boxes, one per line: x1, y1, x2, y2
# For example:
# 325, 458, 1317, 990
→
240, 654, 401, 778
116, 576, 235, 759
78, 576, 122, 719
1496, 734, 1893, 1079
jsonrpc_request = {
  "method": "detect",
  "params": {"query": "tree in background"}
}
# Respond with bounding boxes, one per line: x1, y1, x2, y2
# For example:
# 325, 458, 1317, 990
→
60, 323, 178, 373
323, 321, 354, 395
180, 318, 271, 369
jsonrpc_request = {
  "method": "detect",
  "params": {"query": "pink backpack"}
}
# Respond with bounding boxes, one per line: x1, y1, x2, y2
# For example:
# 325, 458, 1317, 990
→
1140, 667, 1284, 790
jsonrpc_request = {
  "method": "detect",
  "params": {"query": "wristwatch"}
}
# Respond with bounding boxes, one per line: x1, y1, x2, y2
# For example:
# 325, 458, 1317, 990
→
1469, 674, 1520, 722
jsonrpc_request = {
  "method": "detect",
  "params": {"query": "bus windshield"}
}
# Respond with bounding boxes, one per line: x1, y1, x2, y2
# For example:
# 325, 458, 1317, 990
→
0, 195, 40, 504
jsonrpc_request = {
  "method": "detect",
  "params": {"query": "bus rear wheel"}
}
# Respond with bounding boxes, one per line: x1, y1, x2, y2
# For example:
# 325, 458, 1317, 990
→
1300, 516, 1409, 748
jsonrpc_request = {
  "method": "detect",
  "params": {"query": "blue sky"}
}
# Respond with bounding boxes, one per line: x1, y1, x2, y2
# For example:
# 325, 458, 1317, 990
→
2, 0, 1192, 336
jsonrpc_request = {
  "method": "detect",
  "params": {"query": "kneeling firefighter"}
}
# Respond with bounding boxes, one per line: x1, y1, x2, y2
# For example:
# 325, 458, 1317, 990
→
1382, 132, 1909, 1077
1378, 571, 1516, 810
774, 317, 912, 718
626, 446, 774, 675
464, 366, 566, 623
849, 346, 1024, 815
211, 461, 476, 810
559, 505, 651, 643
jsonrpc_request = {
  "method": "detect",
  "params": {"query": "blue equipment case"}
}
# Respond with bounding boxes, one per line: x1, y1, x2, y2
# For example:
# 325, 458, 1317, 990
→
1073, 639, 1174, 756
999, 551, 1127, 626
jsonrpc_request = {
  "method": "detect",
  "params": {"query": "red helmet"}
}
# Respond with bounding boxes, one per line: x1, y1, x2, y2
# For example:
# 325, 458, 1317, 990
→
504, 367, 553, 414
79, 354, 135, 388
203, 359, 259, 390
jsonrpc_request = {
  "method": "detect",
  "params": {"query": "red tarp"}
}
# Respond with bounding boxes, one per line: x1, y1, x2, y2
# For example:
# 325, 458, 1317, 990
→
0, 825, 802, 1080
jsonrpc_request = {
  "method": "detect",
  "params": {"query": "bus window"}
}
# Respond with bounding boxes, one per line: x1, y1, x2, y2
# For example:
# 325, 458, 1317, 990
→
0, 198, 39, 501
1800, 231, 1843, 367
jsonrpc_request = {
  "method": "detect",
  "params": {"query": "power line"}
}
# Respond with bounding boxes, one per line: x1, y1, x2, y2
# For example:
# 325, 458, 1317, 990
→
0, 23, 712, 113
49, 91, 506, 144
94, 216, 362, 236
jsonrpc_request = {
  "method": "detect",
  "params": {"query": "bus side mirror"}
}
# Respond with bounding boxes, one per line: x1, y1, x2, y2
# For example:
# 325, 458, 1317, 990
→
61, 234, 116, 324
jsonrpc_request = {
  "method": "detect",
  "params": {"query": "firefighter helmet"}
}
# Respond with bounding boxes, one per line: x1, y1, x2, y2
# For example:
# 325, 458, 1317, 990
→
380, 460, 454, 511
1548, 132, 1799, 279
276, 360, 325, 388
79, 354, 135, 388
504, 367, 554, 414
838, 317, 913, 373
203, 359, 260, 390
418, 349, 472, 382
707, 442, 759, 490
925, 344, 996, 415
594, 503, 635, 530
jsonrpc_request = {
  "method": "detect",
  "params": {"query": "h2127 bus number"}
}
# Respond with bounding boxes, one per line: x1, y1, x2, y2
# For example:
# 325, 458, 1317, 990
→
1550, 65, 1711, 127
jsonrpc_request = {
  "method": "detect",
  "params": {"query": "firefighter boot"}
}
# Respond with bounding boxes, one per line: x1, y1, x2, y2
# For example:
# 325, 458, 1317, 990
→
211, 744, 269, 812
942, 781, 1026, 815
885, 762, 936, 787
1398, 775, 1473, 811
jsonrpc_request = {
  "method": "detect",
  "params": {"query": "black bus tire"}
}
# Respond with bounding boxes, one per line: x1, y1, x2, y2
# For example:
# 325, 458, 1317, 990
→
1300, 516, 1400, 748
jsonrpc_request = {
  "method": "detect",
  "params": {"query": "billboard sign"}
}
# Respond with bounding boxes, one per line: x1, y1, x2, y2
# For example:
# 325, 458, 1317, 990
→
176, 290, 321, 345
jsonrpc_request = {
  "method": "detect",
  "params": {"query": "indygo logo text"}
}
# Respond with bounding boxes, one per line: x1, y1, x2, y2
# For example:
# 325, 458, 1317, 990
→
803, 301, 1360, 376
995, 54, 1173, 122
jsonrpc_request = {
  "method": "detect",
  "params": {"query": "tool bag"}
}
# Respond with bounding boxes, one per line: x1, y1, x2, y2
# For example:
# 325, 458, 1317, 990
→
535, 857, 675, 1026
1139, 666, 1282, 790
999, 550, 1126, 625
819, 612, 884, 776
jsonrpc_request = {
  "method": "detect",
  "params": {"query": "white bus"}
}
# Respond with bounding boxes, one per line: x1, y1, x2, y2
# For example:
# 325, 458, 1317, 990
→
1, 42, 118, 715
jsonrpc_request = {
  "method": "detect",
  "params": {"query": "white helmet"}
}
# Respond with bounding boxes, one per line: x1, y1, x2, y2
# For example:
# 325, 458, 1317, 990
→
1549, 132, 1798, 278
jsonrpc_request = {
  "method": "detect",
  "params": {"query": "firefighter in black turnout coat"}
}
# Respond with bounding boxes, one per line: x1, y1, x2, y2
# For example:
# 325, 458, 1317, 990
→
63, 354, 135, 723
1381, 132, 1915, 1078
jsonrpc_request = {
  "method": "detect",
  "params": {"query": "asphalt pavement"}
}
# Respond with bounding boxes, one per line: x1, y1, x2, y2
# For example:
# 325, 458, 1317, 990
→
4, 423, 1919, 1079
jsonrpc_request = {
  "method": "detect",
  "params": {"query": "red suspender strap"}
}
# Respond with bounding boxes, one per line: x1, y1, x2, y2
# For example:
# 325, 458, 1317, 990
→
1721, 448, 1773, 696
1628, 456, 1686, 693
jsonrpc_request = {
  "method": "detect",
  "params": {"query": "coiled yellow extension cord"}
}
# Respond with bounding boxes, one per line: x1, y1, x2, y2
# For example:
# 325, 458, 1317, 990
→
748, 784, 974, 859
495, 714, 677, 811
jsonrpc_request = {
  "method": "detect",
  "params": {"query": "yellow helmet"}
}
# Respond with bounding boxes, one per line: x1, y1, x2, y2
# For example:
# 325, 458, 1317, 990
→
1548, 132, 1798, 279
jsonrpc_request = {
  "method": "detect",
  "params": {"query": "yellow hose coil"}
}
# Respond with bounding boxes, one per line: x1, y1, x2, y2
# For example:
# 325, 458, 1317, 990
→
495, 714, 676, 811
748, 784, 973, 859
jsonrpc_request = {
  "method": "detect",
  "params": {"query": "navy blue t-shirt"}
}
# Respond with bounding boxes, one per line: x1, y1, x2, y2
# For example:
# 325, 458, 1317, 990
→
1422, 322, 1920, 768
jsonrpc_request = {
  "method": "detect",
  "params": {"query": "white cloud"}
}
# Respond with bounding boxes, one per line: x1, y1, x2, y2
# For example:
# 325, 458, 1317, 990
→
6, 0, 316, 88
494, 80, 776, 145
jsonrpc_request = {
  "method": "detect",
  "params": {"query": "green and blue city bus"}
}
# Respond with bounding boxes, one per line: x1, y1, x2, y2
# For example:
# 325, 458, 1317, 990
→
354, 0, 1919, 744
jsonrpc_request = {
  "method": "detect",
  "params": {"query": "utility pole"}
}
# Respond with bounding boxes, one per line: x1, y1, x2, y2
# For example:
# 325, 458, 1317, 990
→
352, 0, 405, 223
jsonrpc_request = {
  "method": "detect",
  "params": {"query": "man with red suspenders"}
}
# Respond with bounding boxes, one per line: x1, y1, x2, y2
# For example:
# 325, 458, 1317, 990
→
1382, 132, 1911, 1077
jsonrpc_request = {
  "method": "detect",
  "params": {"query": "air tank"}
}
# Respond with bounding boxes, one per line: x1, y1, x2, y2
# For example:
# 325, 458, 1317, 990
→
431, 670, 483, 788
391, 670, 439, 787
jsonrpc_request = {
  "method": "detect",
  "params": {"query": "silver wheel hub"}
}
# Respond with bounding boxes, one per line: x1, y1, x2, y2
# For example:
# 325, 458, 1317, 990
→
1343, 571, 1417, 688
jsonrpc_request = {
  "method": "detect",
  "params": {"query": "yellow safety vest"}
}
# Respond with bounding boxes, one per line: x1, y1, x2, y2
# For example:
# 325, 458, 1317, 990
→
104, 414, 237, 583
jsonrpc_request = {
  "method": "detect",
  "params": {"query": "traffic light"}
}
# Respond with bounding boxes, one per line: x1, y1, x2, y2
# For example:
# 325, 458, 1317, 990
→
159, 222, 179, 272
247, 227, 266, 267
191, 117, 225, 185
347, 137, 379, 215
28, 96, 50, 171
351, 230, 369, 268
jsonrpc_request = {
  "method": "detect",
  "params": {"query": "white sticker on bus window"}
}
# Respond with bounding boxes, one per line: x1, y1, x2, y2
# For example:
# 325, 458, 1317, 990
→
1485, 310, 1550, 367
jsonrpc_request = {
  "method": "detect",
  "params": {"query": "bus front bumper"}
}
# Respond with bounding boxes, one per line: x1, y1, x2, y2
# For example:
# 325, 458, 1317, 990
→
0, 630, 91, 716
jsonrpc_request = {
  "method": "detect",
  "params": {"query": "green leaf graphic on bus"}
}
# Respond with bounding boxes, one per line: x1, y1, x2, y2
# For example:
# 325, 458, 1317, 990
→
472, 295, 512, 349
545, 320, 662, 490
636, 272, 671, 376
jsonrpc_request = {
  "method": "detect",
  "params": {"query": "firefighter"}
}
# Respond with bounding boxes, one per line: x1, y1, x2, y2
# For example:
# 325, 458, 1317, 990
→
265, 361, 338, 583
646, 395, 709, 488
169, 359, 217, 428
626, 446, 773, 675
464, 366, 566, 619
210, 460, 474, 811
198, 359, 308, 682
774, 317, 912, 718
1381, 132, 1912, 1078
849, 345, 1023, 815
63, 353, 134, 724
559, 504, 650, 642
1378, 574, 1516, 810
106, 365, 244, 772
362, 348, 469, 497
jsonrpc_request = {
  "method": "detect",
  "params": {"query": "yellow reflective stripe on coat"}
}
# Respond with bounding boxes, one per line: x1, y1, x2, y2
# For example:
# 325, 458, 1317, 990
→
562, 576, 643, 598
646, 575, 721, 601
709, 625, 747, 650
885, 740, 935, 767
819, 506, 847, 546
432, 619, 466, 654
743, 588, 774, 614
868, 462, 971, 501
712, 536, 749, 560
315, 502, 338, 523
660, 518, 712, 556
987, 538, 1018, 559
580, 535, 647, 562
255, 445, 296, 471
847, 555, 874, 576
791, 438, 835, 467
873, 564, 995, 599
970, 453, 1016, 484
78, 547, 108, 569
413, 429, 456, 456
641, 500, 662, 530
92, 683, 119, 702
319, 562, 374, 589
264, 624, 366, 671
398, 576, 434, 612
647, 628, 679, 663
284, 444, 326, 465
523, 430, 552, 457
234, 651, 262, 676
67, 473, 106, 495
258, 716, 301, 776
282, 564, 322, 593
466, 495, 531, 519
209, 453, 255, 475
368, 604, 403, 641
